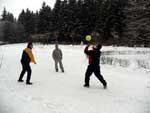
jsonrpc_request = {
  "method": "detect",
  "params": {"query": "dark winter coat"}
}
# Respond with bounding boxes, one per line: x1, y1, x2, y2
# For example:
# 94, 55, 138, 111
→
52, 48, 62, 61
84, 46, 101, 66
21, 48, 36, 64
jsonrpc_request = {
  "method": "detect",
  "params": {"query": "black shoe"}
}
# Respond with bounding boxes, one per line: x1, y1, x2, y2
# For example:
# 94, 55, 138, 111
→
84, 84, 89, 88
56, 69, 58, 72
62, 70, 64, 73
26, 82, 33, 85
18, 79, 24, 82
103, 84, 107, 89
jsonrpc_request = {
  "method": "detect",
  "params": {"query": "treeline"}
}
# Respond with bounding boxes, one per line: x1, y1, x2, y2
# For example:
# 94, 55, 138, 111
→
0, 0, 150, 46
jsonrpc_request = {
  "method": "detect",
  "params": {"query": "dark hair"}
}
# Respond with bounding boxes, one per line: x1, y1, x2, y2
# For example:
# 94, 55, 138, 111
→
97, 44, 102, 50
27, 42, 33, 48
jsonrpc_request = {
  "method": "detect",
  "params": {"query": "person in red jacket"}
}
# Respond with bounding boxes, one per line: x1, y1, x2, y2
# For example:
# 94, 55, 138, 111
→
84, 43, 107, 89
18, 42, 36, 85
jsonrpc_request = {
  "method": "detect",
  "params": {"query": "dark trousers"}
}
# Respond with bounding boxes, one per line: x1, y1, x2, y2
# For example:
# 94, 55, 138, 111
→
85, 65, 107, 86
54, 60, 64, 72
19, 63, 32, 83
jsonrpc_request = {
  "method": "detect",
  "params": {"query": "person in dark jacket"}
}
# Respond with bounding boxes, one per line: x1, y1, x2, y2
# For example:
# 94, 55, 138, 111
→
84, 43, 107, 89
52, 44, 64, 72
18, 42, 36, 85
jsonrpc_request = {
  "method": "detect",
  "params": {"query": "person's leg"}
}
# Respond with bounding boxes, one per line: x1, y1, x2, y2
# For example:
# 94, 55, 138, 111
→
18, 63, 26, 82
55, 60, 58, 72
84, 65, 93, 87
26, 64, 32, 84
94, 66, 107, 88
59, 60, 64, 72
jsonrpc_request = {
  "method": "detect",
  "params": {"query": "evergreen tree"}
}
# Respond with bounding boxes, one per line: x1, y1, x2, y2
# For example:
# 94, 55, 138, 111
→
15, 23, 26, 42
59, 0, 68, 33
57, 0, 69, 42
95, 0, 111, 42
25, 9, 36, 34
108, 0, 127, 45
95, 0, 105, 40
6, 0, 149, 46
95, 0, 126, 44
1, 7, 15, 22
2, 21, 23, 43
1, 7, 7, 21
18, 9, 36, 40
18, 10, 26, 25
76, 0, 84, 34
67, 0, 77, 32
37, 2, 52, 33
74, 0, 85, 42
82, 0, 97, 34
34, 11, 39, 33
52, 0, 62, 31
123, 0, 150, 46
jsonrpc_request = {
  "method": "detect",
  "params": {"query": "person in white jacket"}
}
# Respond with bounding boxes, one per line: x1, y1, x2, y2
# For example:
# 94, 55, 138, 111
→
52, 44, 64, 72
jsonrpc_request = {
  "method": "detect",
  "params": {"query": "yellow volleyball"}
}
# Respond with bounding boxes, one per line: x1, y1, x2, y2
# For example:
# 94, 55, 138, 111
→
85, 35, 92, 41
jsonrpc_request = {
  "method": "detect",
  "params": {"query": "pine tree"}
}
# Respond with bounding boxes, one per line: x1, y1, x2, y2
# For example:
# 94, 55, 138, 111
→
95, 0, 112, 42
82, 0, 97, 34
123, 0, 150, 46
37, 2, 52, 33
2, 22, 21, 43
1, 7, 15, 22
59, 0, 68, 33
76, 0, 84, 34
1, 7, 7, 21
52, 0, 62, 31
67, 0, 77, 31
108, 0, 127, 45
18, 9, 36, 40
95, 0, 126, 45
95, 0, 106, 41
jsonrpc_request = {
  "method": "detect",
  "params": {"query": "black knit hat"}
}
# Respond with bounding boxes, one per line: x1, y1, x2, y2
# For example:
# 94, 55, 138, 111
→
27, 41, 33, 48
97, 44, 102, 50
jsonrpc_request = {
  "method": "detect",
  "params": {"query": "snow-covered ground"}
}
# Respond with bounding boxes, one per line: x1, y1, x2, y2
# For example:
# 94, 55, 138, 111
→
0, 43, 150, 113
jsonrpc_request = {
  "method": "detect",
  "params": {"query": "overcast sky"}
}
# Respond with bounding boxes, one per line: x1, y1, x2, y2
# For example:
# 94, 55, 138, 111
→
0, 0, 56, 18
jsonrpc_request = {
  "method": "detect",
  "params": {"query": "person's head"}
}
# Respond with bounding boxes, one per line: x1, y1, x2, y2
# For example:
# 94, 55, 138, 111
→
55, 43, 58, 49
27, 42, 33, 49
96, 44, 102, 50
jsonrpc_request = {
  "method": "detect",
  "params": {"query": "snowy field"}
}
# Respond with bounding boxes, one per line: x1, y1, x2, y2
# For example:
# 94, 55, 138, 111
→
0, 43, 150, 113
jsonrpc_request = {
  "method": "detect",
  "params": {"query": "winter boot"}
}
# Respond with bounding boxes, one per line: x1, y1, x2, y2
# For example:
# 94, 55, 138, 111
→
18, 79, 24, 82
103, 83, 107, 89
84, 84, 89, 88
26, 82, 33, 85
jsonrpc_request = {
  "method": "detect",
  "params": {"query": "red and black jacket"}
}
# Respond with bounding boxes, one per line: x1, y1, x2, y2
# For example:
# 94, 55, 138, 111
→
84, 45, 101, 66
